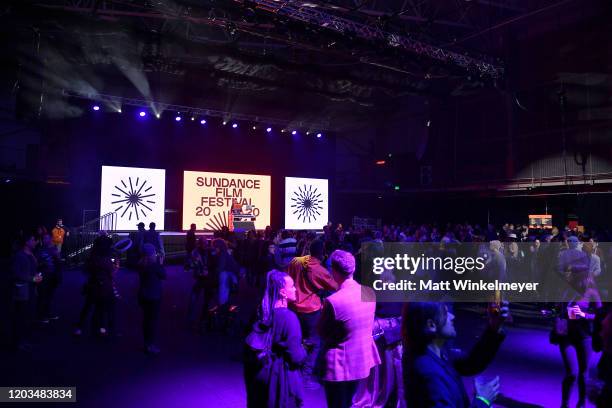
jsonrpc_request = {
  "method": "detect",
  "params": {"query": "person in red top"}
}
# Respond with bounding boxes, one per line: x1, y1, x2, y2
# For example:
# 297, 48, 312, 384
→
287, 239, 337, 389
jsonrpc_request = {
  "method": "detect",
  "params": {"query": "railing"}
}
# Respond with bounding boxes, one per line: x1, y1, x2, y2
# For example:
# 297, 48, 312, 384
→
64, 212, 117, 265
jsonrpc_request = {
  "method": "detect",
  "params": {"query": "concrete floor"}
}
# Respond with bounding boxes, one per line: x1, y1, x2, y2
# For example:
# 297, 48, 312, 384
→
0, 264, 601, 407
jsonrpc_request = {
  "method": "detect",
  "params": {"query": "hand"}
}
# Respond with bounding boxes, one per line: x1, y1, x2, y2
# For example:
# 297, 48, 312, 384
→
569, 306, 586, 319
488, 301, 510, 332
474, 376, 500, 405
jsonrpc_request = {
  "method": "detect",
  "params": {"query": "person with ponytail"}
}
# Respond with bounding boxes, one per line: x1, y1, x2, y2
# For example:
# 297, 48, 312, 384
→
244, 270, 306, 408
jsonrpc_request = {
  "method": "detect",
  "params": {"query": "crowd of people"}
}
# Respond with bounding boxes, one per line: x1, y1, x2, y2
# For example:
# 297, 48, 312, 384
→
6, 218, 612, 407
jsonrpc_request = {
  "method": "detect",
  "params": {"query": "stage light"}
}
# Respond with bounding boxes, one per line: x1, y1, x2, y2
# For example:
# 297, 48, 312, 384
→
92, 105, 100, 111
394, 185, 400, 191
376, 160, 386, 165
266, 127, 272, 133
222, 121, 227, 125
117, 109, 122, 113
316, 133, 322, 138
175, 116, 182, 122
252, 126, 257, 130
426, 120, 431, 127
139, 111, 146, 117
292, 130, 297, 135
306, 131, 310, 135
200, 119, 207, 125
232, 123, 238, 128
156, 113, 161, 119
281, 129, 286, 133
191, 117, 195, 121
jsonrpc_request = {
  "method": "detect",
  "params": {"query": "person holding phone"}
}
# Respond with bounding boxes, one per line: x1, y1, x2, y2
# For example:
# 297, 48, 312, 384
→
401, 301, 509, 408
555, 271, 602, 408
10, 231, 42, 351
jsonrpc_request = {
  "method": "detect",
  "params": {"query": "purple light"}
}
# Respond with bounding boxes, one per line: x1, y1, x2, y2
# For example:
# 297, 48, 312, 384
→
232, 123, 238, 128
93, 105, 100, 111
292, 130, 297, 135
316, 133, 322, 138
175, 116, 182, 122
200, 119, 206, 125
139, 111, 146, 117
266, 127, 272, 133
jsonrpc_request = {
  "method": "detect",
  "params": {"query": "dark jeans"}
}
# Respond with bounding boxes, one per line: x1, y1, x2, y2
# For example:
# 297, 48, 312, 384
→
36, 279, 59, 319
78, 296, 115, 333
77, 297, 93, 329
324, 380, 359, 408
560, 336, 592, 406
11, 299, 33, 347
94, 298, 115, 332
187, 280, 213, 324
297, 309, 321, 377
141, 299, 161, 346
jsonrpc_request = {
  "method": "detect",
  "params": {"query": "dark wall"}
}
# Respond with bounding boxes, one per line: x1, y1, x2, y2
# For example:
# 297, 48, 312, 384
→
6, 111, 335, 231
335, 191, 612, 231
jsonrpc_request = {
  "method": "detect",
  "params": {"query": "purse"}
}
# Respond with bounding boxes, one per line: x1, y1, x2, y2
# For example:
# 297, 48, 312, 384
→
245, 320, 274, 382
549, 316, 569, 345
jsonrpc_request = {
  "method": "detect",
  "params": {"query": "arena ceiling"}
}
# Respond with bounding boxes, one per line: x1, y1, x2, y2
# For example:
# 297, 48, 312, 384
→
0, 0, 608, 130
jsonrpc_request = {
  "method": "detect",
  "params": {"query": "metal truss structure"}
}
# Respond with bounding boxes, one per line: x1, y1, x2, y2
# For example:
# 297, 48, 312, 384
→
239, 0, 504, 79
31, 0, 514, 79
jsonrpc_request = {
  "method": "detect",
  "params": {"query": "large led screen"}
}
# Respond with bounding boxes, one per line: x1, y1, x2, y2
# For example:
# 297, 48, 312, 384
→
284, 177, 329, 230
183, 171, 271, 231
100, 166, 166, 231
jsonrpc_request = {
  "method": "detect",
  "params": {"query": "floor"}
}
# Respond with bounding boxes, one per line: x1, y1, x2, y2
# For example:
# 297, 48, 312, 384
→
0, 264, 601, 407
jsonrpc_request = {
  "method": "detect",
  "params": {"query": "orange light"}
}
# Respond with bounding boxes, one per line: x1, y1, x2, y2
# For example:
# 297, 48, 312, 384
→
376, 160, 386, 165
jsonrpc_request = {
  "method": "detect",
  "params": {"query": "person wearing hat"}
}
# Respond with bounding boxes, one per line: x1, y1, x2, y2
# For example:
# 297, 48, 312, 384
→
559, 236, 589, 281
138, 243, 166, 355
126, 224, 145, 268
134, 222, 146, 254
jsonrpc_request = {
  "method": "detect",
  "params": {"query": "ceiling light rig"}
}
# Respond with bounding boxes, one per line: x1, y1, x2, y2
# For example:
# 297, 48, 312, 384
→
65, 90, 331, 133
90, 103, 326, 138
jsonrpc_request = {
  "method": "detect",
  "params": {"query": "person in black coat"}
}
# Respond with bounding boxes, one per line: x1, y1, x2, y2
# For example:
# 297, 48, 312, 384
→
75, 235, 116, 336
35, 232, 62, 323
186, 238, 213, 330
244, 270, 306, 408
10, 231, 42, 351
138, 243, 167, 354
402, 302, 508, 408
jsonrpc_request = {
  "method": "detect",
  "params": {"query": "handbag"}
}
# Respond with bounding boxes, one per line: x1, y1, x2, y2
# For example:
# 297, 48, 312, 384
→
549, 297, 575, 345
549, 317, 569, 345
245, 319, 274, 382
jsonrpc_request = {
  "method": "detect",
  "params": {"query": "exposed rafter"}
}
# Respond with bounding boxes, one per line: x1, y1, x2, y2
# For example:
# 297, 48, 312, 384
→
238, 0, 504, 79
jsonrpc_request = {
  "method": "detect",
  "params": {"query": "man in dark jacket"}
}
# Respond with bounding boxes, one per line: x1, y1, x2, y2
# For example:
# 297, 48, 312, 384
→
35, 232, 62, 323
185, 223, 197, 256
10, 231, 42, 351
402, 302, 508, 408
138, 243, 167, 354
144, 222, 165, 263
